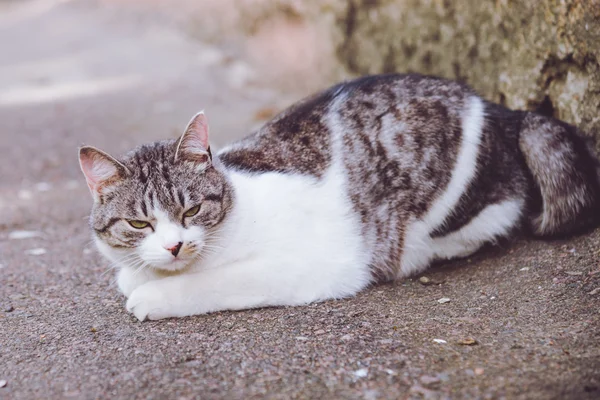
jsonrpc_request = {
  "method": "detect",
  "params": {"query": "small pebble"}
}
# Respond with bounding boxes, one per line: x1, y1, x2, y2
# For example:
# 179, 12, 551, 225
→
295, 336, 309, 341
254, 106, 279, 121
519, 267, 529, 271
474, 367, 485, 376
0, 380, 6, 388
433, 338, 447, 344
457, 338, 478, 346
4, 305, 14, 313
565, 271, 583, 276
35, 182, 52, 192
25, 248, 47, 256
9, 230, 43, 240
18, 190, 33, 200
588, 287, 600, 296
314, 329, 325, 335
419, 276, 432, 285
437, 297, 451, 304
420, 375, 440, 385
409, 385, 437, 397
354, 368, 368, 378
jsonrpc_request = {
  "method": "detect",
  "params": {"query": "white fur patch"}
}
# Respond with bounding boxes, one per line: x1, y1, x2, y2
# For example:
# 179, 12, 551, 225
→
137, 208, 205, 270
424, 96, 485, 230
432, 199, 524, 260
400, 96, 485, 276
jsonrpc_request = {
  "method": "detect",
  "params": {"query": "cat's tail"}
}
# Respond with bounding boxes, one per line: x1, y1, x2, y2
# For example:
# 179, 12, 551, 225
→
519, 112, 600, 237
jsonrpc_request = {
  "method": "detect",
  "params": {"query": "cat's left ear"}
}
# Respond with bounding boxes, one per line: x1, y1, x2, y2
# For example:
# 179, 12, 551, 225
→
175, 111, 212, 171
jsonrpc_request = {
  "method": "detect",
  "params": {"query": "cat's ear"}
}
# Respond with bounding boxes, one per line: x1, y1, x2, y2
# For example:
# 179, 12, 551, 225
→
174, 111, 212, 170
78, 146, 128, 201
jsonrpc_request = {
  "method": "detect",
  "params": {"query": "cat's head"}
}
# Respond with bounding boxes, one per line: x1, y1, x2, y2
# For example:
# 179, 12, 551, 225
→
79, 112, 233, 272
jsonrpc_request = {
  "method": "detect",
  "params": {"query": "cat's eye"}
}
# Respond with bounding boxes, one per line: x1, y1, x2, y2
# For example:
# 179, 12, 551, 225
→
183, 205, 201, 218
128, 220, 150, 229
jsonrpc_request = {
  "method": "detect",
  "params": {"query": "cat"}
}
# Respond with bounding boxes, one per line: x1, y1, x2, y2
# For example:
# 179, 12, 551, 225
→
78, 74, 600, 321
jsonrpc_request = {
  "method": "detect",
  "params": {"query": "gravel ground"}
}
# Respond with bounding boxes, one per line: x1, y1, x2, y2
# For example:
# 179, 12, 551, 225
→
1, 1, 599, 399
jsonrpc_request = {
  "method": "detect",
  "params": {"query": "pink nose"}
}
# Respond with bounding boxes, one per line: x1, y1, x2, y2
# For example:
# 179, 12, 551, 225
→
165, 242, 183, 257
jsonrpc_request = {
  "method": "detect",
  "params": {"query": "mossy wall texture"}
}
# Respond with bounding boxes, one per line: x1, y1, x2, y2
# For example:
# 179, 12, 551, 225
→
333, 0, 600, 148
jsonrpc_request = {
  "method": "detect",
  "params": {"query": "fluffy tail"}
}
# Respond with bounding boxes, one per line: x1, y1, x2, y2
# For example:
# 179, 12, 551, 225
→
519, 112, 600, 237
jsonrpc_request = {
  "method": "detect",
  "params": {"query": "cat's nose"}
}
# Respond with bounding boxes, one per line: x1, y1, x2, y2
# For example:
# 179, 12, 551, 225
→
165, 242, 183, 257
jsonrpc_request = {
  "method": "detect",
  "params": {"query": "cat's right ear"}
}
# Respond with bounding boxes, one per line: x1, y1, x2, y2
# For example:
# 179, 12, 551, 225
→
174, 111, 211, 171
78, 146, 128, 201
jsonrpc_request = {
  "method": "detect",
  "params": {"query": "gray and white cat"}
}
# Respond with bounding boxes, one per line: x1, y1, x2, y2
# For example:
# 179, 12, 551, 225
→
79, 74, 600, 321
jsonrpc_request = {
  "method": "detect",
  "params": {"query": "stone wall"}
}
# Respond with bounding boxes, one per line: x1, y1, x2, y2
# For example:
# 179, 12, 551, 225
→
181, 0, 600, 147
334, 0, 600, 148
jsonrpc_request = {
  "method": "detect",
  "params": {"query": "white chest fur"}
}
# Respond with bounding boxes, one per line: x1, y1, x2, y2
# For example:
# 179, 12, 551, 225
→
197, 168, 373, 301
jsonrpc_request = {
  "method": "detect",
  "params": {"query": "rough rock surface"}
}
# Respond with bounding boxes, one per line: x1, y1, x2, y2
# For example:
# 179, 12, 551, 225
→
335, 0, 600, 147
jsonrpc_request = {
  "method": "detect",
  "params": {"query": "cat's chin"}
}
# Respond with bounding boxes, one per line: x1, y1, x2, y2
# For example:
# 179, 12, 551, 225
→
150, 258, 193, 274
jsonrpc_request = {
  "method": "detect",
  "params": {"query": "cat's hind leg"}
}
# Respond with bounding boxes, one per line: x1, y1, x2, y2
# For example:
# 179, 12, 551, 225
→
432, 198, 524, 261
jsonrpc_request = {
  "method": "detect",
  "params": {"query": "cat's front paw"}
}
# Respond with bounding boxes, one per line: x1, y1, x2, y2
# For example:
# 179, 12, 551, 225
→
126, 282, 172, 321
117, 267, 156, 298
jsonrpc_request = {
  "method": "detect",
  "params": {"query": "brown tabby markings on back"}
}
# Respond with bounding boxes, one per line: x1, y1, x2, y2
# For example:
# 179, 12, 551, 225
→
219, 90, 333, 176
335, 76, 468, 277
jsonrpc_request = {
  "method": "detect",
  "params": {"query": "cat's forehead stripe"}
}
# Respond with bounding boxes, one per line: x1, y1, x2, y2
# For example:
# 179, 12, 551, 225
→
177, 189, 185, 207
140, 199, 148, 217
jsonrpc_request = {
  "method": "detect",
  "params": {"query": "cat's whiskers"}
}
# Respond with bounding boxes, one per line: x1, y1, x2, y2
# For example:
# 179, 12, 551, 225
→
106, 252, 140, 268
185, 240, 218, 263
204, 233, 224, 241
108, 258, 150, 288
100, 253, 141, 277
100, 264, 121, 277
131, 260, 151, 279
115, 256, 145, 271
189, 239, 225, 253
204, 226, 226, 241
198, 243, 224, 250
